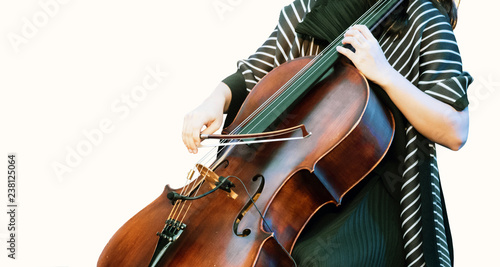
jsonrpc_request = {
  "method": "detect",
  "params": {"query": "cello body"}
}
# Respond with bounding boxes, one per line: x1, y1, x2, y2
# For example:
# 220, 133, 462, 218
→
97, 58, 395, 266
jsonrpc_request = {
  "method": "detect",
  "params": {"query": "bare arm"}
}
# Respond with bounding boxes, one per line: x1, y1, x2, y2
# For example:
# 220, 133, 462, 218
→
375, 67, 468, 151
337, 25, 468, 150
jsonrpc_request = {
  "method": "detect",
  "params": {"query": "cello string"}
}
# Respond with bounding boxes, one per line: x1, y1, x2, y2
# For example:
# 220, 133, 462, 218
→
220, 0, 390, 144
168, 168, 208, 230
192, 0, 390, 186
174, 0, 392, 224
165, 168, 198, 224
192, 0, 386, 165
232, 0, 390, 137
167, 161, 213, 226
175, 169, 209, 226
179, 0, 390, 196
229, 0, 388, 136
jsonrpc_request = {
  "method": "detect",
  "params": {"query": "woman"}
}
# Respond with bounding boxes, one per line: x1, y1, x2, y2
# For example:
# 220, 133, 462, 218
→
182, 0, 471, 266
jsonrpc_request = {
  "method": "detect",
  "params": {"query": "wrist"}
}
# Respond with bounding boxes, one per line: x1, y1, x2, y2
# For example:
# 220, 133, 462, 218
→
204, 83, 231, 111
375, 65, 401, 92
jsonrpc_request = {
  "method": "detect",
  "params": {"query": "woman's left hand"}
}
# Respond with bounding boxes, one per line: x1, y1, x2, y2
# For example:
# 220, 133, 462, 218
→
337, 25, 468, 151
336, 25, 394, 87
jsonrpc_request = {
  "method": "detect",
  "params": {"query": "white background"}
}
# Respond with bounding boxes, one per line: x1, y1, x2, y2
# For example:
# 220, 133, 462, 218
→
0, 0, 498, 266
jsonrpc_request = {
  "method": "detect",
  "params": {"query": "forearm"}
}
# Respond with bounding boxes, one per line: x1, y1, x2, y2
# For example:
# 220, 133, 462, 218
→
204, 82, 232, 113
379, 68, 469, 151
337, 25, 470, 150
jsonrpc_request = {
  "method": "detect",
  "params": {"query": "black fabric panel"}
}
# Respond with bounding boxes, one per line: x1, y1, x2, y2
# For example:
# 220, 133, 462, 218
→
418, 145, 440, 266
453, 94, 469, 111
222, 71, 248, 128
440, 186, 454, 265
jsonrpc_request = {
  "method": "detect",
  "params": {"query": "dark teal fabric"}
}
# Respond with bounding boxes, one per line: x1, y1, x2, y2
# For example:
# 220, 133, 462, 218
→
291, 176, 405, 266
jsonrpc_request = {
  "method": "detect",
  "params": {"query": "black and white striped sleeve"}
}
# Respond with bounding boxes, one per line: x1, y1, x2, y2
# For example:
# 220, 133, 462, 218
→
236, 26, 280, 91
418, 13, 472, 111
235, 0, 314, 92
221, 25, 279, 122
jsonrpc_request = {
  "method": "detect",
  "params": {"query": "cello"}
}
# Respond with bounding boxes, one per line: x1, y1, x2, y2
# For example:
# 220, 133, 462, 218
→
98, 0, 402, 266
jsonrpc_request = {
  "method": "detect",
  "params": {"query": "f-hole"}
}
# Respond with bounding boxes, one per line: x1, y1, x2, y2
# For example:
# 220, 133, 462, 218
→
233, 174, 265, 237
213, 159, 229, 171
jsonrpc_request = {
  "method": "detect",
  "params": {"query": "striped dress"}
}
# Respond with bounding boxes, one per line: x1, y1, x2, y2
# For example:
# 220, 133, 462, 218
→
221, 0, 472, 266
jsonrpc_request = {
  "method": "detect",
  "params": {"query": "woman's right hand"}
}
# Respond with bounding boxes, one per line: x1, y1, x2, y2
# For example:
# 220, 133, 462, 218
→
182, 83, 232, 154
